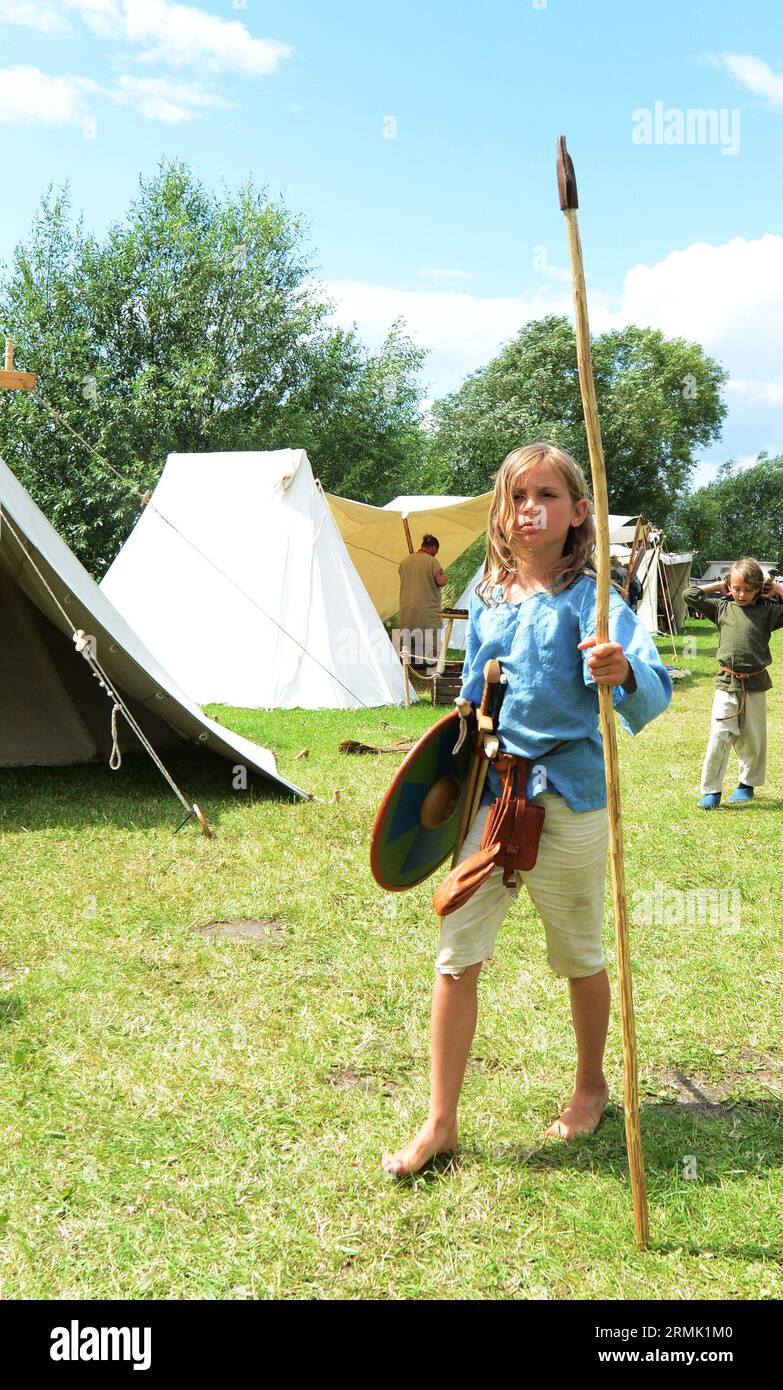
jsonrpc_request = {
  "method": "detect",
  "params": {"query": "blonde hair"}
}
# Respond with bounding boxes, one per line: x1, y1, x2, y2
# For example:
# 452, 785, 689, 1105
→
477, 442, 596, 603
728, 557, 764, 592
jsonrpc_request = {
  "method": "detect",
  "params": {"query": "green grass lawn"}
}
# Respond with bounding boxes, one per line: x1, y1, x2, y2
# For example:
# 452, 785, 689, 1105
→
1, 620, 782, 1300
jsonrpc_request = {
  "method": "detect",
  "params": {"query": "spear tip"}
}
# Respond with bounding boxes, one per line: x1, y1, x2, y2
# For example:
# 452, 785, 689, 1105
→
557, 135, 579, 210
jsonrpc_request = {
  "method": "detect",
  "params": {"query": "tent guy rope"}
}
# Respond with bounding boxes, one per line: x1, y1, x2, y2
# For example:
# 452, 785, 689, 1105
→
0, 505, 213, 837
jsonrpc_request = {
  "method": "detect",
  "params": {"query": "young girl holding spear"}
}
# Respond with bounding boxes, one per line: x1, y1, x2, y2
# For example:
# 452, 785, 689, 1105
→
382, 441, 672, 1178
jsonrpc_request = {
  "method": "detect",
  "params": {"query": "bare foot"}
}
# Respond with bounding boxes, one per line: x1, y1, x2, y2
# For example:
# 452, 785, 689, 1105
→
544, 1080, 609, 1139
381, 1119, 458, 1178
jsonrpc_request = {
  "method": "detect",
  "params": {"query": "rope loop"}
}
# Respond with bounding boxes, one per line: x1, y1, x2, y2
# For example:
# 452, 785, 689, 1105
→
0, 508, 208, 831
109, 703, 123, 770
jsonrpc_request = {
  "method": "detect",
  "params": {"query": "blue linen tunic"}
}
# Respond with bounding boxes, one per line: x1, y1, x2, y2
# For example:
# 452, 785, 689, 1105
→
460, 575, 672, 812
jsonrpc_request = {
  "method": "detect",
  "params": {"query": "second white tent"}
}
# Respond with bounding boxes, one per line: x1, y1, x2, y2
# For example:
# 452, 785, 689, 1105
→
101, 450, 408, 710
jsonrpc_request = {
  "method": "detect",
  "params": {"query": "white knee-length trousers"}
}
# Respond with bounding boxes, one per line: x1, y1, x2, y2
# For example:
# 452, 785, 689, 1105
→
700, 688, 767, 794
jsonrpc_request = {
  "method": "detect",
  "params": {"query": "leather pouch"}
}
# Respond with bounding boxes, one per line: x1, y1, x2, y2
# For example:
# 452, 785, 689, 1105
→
433, 757, 546, 917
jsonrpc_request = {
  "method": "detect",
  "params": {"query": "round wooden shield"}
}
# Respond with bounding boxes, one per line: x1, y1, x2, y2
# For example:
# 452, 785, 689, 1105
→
370, 708, 474, 891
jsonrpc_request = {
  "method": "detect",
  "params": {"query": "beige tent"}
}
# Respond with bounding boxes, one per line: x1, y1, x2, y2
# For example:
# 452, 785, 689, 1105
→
325, 491, 493, 621
0, 456, 305, 797
326, 492, 644, 623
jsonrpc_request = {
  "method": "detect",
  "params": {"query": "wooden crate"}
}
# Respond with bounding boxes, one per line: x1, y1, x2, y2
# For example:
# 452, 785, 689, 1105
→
431, 671, 463, 706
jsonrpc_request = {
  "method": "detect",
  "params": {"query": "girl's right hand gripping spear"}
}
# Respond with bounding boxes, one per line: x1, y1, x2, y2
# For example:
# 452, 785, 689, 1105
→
557, 135, 650, 1250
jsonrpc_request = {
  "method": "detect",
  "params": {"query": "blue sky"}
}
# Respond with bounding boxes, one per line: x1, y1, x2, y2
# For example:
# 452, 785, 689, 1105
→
1, 0, 782, 489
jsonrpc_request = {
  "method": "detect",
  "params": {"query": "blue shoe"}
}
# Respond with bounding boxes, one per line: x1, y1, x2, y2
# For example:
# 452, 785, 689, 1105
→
699, 792, 722, 810
728, 784, 754, 804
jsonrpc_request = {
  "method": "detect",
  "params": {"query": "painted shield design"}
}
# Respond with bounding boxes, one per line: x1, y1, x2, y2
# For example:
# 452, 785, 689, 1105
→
370, 708, 475, 891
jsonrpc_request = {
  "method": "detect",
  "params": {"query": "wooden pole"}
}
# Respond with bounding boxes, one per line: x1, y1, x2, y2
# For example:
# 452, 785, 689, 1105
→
0, 337, 36, 393
657, 534, 680, 661
402, 517, 414, 554
436, 615, 454, 675
557, 136, 649, 1250
450, 659, 501, 867
623, 515, 645, 598
657, 548, 678, 661
401, 646, 411, 709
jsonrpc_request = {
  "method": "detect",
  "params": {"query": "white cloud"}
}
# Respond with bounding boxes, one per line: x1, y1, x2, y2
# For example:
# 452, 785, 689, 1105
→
418, 268, 478, 282
322, 278, 615, 396
0, 1, 293, 76
619, 235, 783, 382
0, 65, 97, 124
325, 234, 783, 462
65, 0, 119, 36
60, 0, 292, 74
532, 262, 573, 284
113, 74, 233, 122
0, 0, 69, 32
0, 62, 235, 128
706, 51, 783, 110
0, 2, 290, 133
127, 0, 290, 74
726, 377, 783, 407
735, 453, 767, 468
326, 236, 783, 396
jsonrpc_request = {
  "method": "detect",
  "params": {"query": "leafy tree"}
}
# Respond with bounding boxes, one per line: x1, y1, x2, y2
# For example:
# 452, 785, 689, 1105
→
270, 320, 428, 501
0, 188, 121, 567
668, 454, 783, 568
428, 316, 727, 521
0, 163, 427, 574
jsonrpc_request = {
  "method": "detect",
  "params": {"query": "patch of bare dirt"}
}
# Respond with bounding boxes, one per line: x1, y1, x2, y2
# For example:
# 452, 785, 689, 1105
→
198, 919, 290, 946
327, 1067, 376, 1090
646, 1054, 783, 1114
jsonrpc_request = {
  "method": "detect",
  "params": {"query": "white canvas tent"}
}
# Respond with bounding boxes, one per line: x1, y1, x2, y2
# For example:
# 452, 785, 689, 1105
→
634, 547, 693, 634
699, 561, 734, 584
325, 490, 493, 621
606, 540, 693, 635
700, 559, 778, 584
101, 450, 408, 710
0, 457, 304, 796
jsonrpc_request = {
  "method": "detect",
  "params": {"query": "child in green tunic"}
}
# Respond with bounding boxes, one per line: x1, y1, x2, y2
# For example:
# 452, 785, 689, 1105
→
683, 558, 783, 808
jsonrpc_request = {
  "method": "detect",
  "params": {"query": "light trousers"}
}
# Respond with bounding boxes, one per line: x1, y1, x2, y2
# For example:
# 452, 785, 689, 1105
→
700, 688, 767, 793
435, 793, 609, 979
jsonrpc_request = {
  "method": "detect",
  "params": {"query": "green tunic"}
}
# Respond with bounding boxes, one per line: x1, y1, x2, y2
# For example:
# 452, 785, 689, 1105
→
683, 584, 783, 693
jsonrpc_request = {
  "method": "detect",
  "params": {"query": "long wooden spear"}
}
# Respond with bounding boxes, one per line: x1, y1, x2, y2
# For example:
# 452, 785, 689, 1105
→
557, 136, 649, 1249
